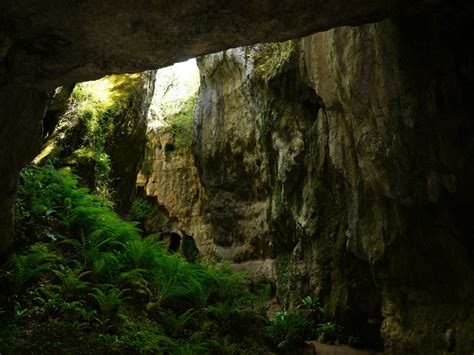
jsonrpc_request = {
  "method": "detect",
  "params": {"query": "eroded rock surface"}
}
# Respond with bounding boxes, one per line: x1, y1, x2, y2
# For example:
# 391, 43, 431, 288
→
0, 2, 473, 352
137, 126, 206, 243
105, 72, 156, 214
141, 8, 474, 353
0, 87, 48, 253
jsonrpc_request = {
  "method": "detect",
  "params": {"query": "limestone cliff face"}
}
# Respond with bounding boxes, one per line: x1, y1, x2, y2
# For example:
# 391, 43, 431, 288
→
141, 10, 474, 354
137, 127, 206, 242
194, 47, 279, 265
294, 17, 474, 353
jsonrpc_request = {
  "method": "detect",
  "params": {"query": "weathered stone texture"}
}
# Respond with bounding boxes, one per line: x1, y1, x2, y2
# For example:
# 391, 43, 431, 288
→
106, 71, 156, 214
0, 1, 473, 352
2, 0, 441, 90
137, 128, 207, 245
143, 9, 474, 353
0, 87, 48, 253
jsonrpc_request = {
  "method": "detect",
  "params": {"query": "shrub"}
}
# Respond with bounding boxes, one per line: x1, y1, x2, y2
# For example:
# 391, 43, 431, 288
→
163, 96, 195, 151
298, 295, 324, 324
348, 335, 362, 348
266, 311, 313, 351
6, 244, 56, 291
317, 321, 343, 344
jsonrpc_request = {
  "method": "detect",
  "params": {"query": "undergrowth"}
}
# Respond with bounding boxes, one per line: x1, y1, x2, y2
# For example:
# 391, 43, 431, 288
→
1, 163, 268, 353
2, 164, 352, 353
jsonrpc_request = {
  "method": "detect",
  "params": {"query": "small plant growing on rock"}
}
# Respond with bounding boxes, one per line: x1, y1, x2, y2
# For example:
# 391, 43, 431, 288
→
348, 335, 362, 348
266, 310, 313, 351
298, 296, 323, 313
298, 295, 324, 325
317, 321, 343, 344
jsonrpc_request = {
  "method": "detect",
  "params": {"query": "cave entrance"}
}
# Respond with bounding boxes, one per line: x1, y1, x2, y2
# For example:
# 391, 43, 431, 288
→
168, 232, 181, 253
161, 232, 199, 261
181, 234, 199, 262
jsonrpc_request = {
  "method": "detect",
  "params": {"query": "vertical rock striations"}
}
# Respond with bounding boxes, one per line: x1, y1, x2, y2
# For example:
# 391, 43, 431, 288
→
143, 9, 474, 353
137, 108, 205, 239
105, 72, 156, 214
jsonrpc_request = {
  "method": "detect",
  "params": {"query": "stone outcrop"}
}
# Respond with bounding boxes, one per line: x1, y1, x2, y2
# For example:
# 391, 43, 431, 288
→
36, 71, 156, 214
0, 2, 472, 352
138, 98, 278, 282
42, 85, 76, 139
141, 7, 474, 353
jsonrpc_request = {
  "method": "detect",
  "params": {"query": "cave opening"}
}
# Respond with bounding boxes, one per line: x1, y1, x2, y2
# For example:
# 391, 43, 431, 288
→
168, 232, 181, 253
0, 2, 473, 353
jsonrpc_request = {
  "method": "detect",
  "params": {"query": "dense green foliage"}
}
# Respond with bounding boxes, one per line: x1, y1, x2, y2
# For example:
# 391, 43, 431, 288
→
1, 164, 268, 353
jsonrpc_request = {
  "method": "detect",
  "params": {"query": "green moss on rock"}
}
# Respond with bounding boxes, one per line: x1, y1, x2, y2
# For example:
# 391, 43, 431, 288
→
252, 41, 296, 82
36, 73, 153, 211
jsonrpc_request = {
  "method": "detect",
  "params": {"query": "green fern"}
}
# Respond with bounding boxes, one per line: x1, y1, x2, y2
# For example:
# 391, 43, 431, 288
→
317, 321, 343, 344
51, 266, 91, 300
89, 286, 130, 318
298, 295, 324, 314
6, 244, 55, 290
162, 308, 197, 338
5, 164, 270, 352
266, 311, 313, 350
